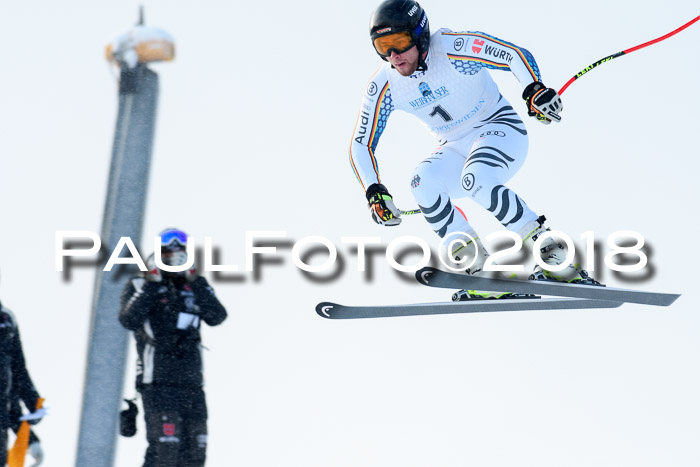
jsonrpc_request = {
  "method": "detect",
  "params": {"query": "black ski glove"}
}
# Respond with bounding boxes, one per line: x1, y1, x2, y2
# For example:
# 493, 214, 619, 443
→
523, 81, 563, 124
366, 183, 401, 226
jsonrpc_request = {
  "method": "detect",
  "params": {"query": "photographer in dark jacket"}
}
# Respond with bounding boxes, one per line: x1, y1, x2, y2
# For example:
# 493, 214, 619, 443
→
119, 228, 227, 467
0, 303, 44, 465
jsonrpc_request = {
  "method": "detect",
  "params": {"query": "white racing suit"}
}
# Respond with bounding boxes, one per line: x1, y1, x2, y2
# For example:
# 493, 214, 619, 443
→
350, 28, 545, 240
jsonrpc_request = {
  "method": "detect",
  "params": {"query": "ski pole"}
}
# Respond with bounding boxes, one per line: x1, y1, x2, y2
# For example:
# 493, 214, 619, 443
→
400, 208, 421, 216
558, 13, 700, 95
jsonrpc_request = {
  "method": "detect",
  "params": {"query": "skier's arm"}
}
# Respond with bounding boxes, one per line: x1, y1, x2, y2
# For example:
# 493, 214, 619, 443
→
119, 278, 160, 330
442, 31, 561, 123
349, 67, 394, 192
441, 31, 542, 87
191, 276, 227, 326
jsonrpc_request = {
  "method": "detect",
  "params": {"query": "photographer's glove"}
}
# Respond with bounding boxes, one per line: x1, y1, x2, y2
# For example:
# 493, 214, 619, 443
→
523, 81, 563, 124
29, 441, 44, 466
183, 264, 198, 282
366, 183, 401, 226
144, 254, 163, 282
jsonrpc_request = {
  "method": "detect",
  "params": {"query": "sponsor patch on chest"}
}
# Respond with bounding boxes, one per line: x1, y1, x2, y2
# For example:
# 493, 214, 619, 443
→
408, 85, 450, 109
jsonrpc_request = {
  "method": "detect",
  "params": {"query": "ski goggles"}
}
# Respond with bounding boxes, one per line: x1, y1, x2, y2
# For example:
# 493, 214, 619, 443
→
159, 228, 188, 248
372, 31, 415, 57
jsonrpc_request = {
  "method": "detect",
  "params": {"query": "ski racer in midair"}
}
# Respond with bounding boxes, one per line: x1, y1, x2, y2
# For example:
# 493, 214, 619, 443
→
350, 0, 596, 297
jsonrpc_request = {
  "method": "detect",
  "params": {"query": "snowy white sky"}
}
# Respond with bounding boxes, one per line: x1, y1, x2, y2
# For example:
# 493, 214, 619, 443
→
1, 1, 700, 466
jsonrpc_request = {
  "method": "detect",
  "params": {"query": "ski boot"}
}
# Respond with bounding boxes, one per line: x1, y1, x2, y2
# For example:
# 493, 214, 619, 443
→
443, 231, 489, 275
519, 215, 602, 286
443, 232, 529, 301
451, 289, 538, 302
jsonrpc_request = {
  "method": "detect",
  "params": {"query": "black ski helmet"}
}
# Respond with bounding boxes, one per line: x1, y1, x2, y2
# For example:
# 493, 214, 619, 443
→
370, 0, 430, 68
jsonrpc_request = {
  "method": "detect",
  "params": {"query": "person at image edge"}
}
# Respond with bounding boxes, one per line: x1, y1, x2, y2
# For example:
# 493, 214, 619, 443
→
0, 301, 45, 465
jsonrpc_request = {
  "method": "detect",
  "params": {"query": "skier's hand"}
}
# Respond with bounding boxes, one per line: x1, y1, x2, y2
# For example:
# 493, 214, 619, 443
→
29, 441, 44, 466
366, 183, 401, 226
523, 81, 562, 124
20, 407, 47, 425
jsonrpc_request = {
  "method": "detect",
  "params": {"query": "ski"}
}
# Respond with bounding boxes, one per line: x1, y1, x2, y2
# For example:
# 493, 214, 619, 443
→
316, 298, 623, 320
416, 267, 680, 307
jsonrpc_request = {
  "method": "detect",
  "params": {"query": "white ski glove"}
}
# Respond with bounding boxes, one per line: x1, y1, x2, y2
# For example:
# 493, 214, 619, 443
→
366, 183, 402, 226
523, 81, 563, 124
29, 441, 44, 466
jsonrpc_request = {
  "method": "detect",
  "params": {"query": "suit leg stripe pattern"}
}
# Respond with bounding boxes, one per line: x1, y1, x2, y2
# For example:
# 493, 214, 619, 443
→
465, 145, 515, 170
473, 104, 527, 135
419, 195, 456, 238
488, 185, 525, 227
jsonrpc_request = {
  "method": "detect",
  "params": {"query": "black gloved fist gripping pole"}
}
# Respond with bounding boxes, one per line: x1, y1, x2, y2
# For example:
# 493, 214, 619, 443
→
522, 81, 563, 124
366, 183, 402, 226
